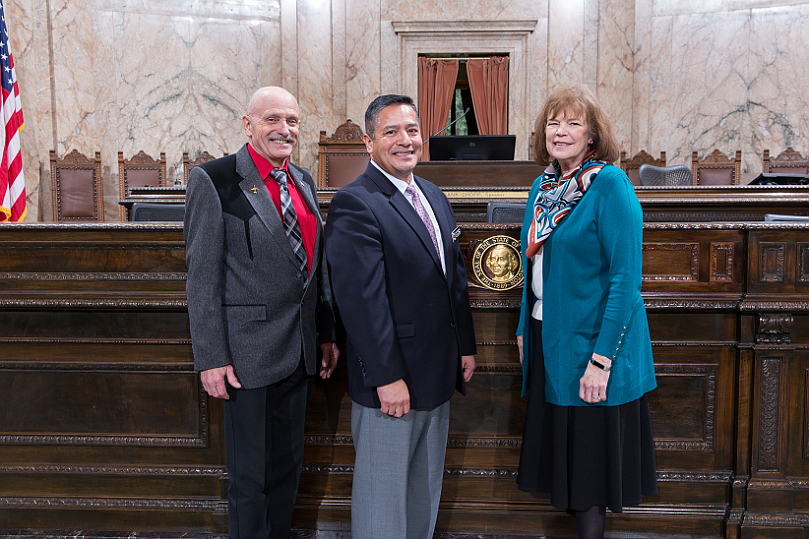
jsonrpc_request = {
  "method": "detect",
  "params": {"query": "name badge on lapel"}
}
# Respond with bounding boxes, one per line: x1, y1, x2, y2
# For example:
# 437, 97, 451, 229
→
451, 225, 462, 243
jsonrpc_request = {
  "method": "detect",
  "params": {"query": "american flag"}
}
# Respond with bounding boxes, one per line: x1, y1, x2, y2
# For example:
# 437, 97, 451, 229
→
0, 1, 25, 222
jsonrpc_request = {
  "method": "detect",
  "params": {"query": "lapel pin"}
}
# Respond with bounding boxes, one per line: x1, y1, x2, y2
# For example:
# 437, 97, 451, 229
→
250, 185, 259, 193
451, 225, 462, 242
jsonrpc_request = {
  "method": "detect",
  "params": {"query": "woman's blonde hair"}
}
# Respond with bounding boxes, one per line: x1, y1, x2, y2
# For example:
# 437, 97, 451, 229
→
532, 85, 620, 166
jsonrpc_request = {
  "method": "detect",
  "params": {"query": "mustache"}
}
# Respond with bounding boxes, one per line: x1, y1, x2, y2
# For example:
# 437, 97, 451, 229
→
268, 135, 295, 143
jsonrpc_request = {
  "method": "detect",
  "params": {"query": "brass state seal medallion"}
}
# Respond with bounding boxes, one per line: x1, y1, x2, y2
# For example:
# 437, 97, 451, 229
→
472, 235, 523, 290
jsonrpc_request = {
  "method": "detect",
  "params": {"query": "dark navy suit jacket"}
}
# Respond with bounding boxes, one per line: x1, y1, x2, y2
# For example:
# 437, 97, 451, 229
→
325, 163, 476, 409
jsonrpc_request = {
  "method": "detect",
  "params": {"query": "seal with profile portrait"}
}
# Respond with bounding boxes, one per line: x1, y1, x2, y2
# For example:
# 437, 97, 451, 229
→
472, 235, 523, 291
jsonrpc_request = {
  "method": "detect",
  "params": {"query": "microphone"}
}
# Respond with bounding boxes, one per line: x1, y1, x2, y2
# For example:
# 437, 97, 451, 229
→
425, 108, 471, 143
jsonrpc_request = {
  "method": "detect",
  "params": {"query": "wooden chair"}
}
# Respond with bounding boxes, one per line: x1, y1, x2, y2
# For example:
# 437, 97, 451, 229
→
762, 148, 809, 174
620, 150, 666, 186
691, 149, 742, 186
49, 149, 104, 222
318, 119, 369, 188
183, 150, 220, 185
118, 151, 167, 221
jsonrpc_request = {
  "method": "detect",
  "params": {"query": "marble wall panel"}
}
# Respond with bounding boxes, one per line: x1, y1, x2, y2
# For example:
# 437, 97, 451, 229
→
747, 4, 809, 173
344, 0, 381, 134
652, 0, 807, 17
296, 0, 334, 169
547, 0, 586, 88
597, 0, 636, 152
5, 0, 52, 222
383, 0, 545, 22
13, 0, 809, 221
647, 10, 750, 172
526, 16, 549, 158
50, 0, 101, 157
631, 0, 654, 153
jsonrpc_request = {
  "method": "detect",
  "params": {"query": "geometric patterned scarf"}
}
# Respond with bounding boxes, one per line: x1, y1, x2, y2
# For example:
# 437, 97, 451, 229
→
525, 152, 606, 258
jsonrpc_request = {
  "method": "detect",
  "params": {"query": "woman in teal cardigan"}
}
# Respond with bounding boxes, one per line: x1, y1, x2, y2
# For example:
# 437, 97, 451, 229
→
516, 85, 657, 539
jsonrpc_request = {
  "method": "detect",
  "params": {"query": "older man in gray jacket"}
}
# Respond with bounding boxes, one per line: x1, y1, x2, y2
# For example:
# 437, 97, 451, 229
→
184, 86, 339, 539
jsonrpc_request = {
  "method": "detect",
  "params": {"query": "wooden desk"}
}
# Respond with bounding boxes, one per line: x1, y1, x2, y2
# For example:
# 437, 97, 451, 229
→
1, 222, 808, 538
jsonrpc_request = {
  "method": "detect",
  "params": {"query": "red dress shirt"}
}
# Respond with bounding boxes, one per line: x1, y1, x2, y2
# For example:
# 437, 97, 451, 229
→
248, 144, 316, 275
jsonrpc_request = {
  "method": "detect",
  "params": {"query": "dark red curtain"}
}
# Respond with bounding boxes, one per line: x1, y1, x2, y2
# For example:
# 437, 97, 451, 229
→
418, 57, 459, 161
466, 57, 509, 135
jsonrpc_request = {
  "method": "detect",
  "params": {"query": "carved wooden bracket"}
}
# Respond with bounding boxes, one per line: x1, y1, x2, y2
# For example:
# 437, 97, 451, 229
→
756, 313, 793, 344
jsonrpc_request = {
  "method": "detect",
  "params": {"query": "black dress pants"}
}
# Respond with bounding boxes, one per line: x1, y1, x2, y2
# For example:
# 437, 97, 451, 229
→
223, 360, 313, 539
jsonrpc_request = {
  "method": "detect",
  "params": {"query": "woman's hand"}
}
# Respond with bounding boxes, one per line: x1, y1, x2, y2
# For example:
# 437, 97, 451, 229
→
579, 353, 611, 404
517, 335, 523, 364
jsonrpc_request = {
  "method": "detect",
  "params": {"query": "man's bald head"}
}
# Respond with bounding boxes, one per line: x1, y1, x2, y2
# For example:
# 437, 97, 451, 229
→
246, 86, 298, 117
242, 86, 300, 168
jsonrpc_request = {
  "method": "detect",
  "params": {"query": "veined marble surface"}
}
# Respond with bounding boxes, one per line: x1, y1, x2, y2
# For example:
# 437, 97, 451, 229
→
5, 0, 809, 221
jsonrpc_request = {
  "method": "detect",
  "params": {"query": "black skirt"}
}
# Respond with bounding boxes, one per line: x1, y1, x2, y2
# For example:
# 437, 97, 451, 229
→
517, 318, 658, 513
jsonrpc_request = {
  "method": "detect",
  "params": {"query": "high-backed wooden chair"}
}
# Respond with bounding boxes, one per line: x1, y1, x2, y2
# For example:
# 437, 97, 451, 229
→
691, 149, 742, 186
620, 150, 666, 186
183, 150, 220, 185
318, 119, 369, 188
762, 148, 809, 174
118, 151, 167, 221
49, 149, 104, 223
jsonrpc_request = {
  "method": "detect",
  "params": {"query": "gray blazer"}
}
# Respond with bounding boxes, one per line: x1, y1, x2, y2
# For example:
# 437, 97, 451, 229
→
184, 144, 336, 389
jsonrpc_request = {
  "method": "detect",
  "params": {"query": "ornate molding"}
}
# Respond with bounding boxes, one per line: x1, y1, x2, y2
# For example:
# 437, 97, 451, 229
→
0, 464, 223, 475
473, 365, 522, 374
0, 497, 219, 510
392, 20, 538, 34
319, 119, 364, 143
759, 243, 786, 283
0, 272, 186, 281
741, 301, 809, 311
758, 357, 782, 473
305, 435, 526, 448
748, 479, 792, 489
469, 298, 521, 308
0, 241, 184, 249
444, 467, 517, 476
304, 435, 354, 445
0, 362, 191, 371
756, 313, 793, 344
655, 470, 732, 483
0, 298, 188, 308
800, 243, 809, 282
643, 299, 739, 309
642, 243, 699, 281
744, 514, 809, 526
710, 242, 734, 282
301, 464, 354, 474
653, 365, 716, 451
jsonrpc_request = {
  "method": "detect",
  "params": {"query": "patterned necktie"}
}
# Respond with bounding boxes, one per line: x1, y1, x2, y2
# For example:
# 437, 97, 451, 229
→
270, 168, 307, 273
405, 184, 442, 262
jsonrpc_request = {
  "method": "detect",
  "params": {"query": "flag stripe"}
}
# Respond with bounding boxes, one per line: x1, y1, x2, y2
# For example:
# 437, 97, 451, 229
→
0, 2, 26, 222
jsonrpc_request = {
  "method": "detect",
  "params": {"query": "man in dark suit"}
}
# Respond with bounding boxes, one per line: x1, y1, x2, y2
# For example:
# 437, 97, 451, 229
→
324, 94, 476, 539
184, 86, 339, 539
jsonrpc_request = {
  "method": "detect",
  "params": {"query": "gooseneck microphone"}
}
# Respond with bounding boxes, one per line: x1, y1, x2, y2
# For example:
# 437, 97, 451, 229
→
424, 108, 471, 144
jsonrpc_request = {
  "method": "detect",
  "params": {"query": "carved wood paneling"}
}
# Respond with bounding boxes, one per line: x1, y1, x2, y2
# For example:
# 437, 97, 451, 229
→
755, 313, 793, 344
0, 371, 207, 446
805, 368, 809, 460
648, 364, 716, 451
642, 243, 699, 281
800, 243, 809, 283
757, 357, 783, 473
710, 242, 734, 282
759, 243, 786, 283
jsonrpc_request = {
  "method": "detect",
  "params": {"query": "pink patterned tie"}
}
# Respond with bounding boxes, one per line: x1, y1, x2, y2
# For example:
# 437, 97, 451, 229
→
405, 184, 441, 262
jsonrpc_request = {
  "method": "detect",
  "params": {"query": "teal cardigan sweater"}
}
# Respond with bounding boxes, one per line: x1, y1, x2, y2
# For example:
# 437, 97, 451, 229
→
517, 164, 656, 406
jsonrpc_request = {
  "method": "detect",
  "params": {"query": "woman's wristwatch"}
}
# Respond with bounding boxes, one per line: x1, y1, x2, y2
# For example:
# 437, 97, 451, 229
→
589, 358, 612, 372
